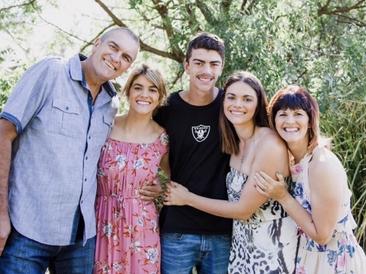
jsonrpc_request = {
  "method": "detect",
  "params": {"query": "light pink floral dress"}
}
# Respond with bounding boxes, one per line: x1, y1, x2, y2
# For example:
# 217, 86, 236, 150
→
94, 132, 168, 274
291, 146, 366, 274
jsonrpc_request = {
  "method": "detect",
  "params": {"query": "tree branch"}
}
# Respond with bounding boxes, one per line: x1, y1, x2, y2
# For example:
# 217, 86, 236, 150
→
336, 14, 366, 27
140, 41, 183, 62
246, 0, 259, 15
240, 0, 248, 11
38, 14, 90, 44
318, 0, 332, 15
195, 0, 218, 25
94, 0, 127, 27
0, 0, 36, 13
170, 66, 184, 88
94, 0, 182, 62
3, 29, 29, 54
318, 0, 366, 15
183, 2, 201, 33
80, 23, 116, 52
220, 0, 232, 14
151, 0, 183, 59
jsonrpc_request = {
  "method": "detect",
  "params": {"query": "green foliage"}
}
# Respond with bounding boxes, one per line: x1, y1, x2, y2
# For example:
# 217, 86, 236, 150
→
0, 1, 41, 32
0, 1, 41, 110
0, 65, 25, 111
1, 0, 366, 250
321, 98, 366, 248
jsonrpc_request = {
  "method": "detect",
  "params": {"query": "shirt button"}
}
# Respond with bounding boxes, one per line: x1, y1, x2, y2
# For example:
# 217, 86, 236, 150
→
88, 136, 91, 140
65, 106, 69, 110
85, 156, 88, 160
84, 178, 87, 182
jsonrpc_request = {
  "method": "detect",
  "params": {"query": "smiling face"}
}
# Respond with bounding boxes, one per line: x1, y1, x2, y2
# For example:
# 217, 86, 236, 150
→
224, 81, 258, 126
90, 29, 139, 82
127, 75, 160, 115
268, 86, 320, 151
184, 48, 223, 92
275, 108, 310, 146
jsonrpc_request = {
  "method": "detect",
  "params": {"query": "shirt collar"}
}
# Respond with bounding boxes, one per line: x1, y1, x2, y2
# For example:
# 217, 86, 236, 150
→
68, 54, 117, 98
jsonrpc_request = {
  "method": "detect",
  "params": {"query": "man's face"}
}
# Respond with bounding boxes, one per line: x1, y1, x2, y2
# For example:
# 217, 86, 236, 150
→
90, 30, 139, 82
184, 48, 223, 92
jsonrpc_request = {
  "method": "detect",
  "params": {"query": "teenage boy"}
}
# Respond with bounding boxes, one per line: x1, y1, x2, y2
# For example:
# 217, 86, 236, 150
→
155, 32, 232, 274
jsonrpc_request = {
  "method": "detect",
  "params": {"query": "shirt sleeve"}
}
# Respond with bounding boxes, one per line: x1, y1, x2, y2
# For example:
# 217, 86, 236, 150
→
0, 57, 58, 134
153, 105, 168, 128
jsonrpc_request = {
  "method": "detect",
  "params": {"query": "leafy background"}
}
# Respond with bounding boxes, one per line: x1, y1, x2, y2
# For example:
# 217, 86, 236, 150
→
1, 0, 365, 250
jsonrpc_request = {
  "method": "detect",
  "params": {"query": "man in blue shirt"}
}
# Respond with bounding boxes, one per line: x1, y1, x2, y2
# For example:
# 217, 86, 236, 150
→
0, 27, 140, 273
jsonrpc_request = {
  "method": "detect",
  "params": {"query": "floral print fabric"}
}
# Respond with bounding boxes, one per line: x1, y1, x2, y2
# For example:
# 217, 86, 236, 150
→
291, 146, 366, 274
94, 133, 168, 274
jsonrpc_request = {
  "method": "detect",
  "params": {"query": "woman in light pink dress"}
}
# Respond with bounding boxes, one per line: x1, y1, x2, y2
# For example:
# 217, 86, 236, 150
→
94, 64, 169, 274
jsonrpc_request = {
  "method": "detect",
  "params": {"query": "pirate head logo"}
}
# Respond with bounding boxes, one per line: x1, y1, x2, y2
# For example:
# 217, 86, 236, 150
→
192, 124, 210, 142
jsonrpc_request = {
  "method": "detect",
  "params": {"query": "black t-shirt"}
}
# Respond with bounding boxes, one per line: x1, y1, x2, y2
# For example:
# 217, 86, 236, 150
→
154, 90, 232, 234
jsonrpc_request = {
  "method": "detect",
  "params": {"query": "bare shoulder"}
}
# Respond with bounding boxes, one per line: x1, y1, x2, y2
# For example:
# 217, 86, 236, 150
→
253, 127, 289, 176
310, 147, 344, 175
112, 114, 126, 128
256, 127, 287, 155
151, 120, 166, 135
309, 147, 347, 190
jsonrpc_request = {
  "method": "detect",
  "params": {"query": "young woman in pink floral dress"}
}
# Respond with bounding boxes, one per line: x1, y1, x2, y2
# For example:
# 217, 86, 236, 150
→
255, 85, 366, 273
94, 64, 169, 274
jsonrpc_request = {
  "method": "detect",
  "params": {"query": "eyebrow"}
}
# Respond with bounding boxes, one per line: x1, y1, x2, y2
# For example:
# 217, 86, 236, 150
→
109, 41, 120, 49
226, 92, 254, 97
192, 58, 222, 65
133, 82, 158, 89
109, 41, 133, 62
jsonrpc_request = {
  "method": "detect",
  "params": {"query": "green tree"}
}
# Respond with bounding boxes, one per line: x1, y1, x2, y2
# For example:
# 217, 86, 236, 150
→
0, 0, 41, 107
1, 0, 366, 249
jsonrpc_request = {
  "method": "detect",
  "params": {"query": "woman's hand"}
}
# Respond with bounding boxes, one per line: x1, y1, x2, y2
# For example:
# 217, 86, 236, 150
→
254, 171, 289, 201
139, 180, 162, 201
164, 181, 190, 206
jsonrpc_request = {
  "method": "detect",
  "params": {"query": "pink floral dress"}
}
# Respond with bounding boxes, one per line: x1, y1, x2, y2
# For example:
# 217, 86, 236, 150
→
94, 132, 168, 274
291, 146, 366, 274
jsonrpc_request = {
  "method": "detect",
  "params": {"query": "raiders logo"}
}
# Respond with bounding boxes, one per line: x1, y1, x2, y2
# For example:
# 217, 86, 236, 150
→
191, 125, 210, 142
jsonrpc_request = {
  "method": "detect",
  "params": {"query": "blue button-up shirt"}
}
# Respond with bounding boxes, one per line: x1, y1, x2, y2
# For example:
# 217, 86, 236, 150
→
0, 54, 118, 245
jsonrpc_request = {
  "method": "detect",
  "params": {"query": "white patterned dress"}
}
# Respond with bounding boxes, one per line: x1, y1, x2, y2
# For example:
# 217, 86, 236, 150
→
291, 146, 366, 274
227, 167, 298, 274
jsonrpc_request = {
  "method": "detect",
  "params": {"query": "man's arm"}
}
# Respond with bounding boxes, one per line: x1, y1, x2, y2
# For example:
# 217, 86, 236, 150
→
0, 119, 17, 256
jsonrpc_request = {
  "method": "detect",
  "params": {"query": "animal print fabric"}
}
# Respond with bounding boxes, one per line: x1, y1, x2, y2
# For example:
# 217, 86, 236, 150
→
226, 167, 298, 274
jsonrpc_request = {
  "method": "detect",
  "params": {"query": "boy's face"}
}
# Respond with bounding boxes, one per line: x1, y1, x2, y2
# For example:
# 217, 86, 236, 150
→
184, 48, 223, 92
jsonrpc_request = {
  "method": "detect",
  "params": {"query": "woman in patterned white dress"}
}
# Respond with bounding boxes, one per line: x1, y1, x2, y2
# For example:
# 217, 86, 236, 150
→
94, 65, 169, 274
165, 71, 298, 273
255, 85, 366, 273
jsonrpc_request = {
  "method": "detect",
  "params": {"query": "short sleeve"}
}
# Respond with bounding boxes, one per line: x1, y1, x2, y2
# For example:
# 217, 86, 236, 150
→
0, 57, 60, 134
154, 105, 168, 128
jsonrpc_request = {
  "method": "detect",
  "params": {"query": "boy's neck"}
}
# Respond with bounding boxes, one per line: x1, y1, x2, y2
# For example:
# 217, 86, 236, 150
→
180, 86, 219, 106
